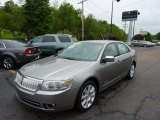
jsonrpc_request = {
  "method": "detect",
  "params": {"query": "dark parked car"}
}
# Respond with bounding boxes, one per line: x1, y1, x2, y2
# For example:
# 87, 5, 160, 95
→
28, 34, 77, 56
0, 40, 41, 70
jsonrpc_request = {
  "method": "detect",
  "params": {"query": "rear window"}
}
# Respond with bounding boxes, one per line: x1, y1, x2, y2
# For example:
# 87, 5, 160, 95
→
42, 36, 56, 42
5, 41, 27, 48
58, 36, 71, 42
117, 43, 130, 55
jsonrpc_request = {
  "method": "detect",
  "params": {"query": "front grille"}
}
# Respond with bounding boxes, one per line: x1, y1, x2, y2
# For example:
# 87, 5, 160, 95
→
21, 77, 43, 91
15, 73, 43, 92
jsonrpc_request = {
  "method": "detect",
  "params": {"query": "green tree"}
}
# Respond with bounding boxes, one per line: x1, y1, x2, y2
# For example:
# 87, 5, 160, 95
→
156, 32, 160, 40
4, 0, 18, 13
145, 32, 152, 41
23, 0, 52, 38
56, 3, 81, 36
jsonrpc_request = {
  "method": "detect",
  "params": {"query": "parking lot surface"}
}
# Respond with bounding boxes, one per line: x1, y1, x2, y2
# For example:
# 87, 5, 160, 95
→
0, 47, 160, 120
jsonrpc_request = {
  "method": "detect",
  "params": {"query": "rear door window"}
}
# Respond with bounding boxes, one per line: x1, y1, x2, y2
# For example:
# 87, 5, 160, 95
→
42, 36, 56, 43
103, 44, 118, 57
58, 36, 71, 42
0, 42, 4, 48
117, 43, 130, 55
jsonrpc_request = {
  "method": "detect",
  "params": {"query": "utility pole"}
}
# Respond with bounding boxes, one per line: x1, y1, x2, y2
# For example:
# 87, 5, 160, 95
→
78, 0, 87, 41
109, 0, 120, 39
132, 21, 136, 39
123, 21, 128, 33
123, 21, 128, 40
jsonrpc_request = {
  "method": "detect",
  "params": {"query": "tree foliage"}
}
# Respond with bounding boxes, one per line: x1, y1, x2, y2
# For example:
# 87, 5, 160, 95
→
0, 0, 127, 41
145, 32, 152, 41
156, 32, 160, 40
23, 0, 52, 38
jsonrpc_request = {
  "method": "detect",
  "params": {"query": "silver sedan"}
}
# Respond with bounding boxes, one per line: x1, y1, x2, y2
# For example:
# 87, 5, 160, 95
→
14, 40, 136, 112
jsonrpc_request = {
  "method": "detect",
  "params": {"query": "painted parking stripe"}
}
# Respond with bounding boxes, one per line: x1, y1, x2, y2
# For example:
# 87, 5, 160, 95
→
9, 70, 17, 74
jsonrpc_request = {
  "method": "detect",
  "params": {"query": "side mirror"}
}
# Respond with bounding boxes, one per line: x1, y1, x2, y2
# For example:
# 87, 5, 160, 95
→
101, 56, 115, 63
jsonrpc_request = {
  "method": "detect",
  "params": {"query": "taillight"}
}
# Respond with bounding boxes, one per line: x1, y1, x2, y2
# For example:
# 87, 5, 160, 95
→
25, 48, 32, 55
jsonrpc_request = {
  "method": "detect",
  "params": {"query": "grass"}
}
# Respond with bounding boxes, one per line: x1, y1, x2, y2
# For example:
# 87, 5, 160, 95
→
0, 30, 26, 41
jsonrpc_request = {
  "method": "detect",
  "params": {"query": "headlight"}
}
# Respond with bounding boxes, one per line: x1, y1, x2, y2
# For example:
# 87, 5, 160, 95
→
41, 80, 73, 91
14, 72, 23, 84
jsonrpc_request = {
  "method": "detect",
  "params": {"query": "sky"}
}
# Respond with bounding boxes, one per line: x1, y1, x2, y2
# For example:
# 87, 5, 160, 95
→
0, 0, 160, 35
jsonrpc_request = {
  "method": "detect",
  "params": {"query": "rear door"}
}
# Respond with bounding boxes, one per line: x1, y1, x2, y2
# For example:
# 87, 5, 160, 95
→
40, 36, 57, 55
116, 43, 132, 76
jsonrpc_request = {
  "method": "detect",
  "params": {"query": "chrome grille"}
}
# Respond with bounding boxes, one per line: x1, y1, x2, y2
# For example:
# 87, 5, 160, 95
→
15, 73, 43, 92
21, 77, 43, 91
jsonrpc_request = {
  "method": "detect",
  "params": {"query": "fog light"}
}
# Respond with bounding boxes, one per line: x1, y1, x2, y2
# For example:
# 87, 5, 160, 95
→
43, 104, 56, 109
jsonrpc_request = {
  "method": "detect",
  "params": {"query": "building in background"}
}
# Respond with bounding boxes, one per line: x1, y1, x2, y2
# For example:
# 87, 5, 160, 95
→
140, 30, 147, 36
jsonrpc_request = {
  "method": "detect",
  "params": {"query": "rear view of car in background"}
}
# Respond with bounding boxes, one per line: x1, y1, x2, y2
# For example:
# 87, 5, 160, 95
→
28, 34, 77, 56
0, 40, 41, 70
131, 40, 156, 47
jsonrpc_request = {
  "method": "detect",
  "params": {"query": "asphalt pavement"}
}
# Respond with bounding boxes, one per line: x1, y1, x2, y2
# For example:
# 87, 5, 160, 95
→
0, 46, 160, 120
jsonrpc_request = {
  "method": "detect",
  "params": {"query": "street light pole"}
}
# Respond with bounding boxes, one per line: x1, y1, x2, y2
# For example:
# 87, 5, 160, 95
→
78, 0, 87, 41
109, 0, 120, 39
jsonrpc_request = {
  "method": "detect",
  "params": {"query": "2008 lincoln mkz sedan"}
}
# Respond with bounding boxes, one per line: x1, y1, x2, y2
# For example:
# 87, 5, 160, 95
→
14, 40, 136, 112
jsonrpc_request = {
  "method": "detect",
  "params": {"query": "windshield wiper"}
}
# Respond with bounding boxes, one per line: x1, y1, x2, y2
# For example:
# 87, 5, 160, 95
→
63, 57, 75, 60
57, 56, 75, 60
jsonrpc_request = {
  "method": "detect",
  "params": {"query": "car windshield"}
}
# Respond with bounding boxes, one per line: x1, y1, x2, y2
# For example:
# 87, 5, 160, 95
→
58, 42, 104, 61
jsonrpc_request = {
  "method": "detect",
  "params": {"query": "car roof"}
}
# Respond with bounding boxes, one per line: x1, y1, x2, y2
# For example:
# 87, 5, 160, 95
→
0, 39, 16, 42
44, 34, 73, 37
81, 40, 124, 44
0, 39, 21, 43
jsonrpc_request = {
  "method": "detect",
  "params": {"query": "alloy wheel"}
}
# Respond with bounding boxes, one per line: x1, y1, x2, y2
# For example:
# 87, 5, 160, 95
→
81, 85, 96, 109
3, 57, 15, 70
130, 64, 135, 78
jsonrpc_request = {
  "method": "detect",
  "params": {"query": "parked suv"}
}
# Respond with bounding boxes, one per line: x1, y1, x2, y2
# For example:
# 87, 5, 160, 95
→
28, 34, 77, 55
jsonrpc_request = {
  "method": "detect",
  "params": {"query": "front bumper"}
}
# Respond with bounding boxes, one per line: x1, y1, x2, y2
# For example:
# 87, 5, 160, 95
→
15, 83, 79, 112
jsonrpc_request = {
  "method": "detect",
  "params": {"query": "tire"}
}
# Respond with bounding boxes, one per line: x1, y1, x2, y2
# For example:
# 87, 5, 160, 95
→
2, 56, 15, 70
127, 63, 135, 80
76, 81, 97, 112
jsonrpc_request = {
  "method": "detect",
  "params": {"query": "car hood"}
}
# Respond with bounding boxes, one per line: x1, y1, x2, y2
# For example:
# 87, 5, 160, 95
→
19, 56, 92, 81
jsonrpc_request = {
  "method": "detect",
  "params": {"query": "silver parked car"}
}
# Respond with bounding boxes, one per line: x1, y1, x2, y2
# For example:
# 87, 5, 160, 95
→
131, 40, 155, 47
14, 40, 136, 112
